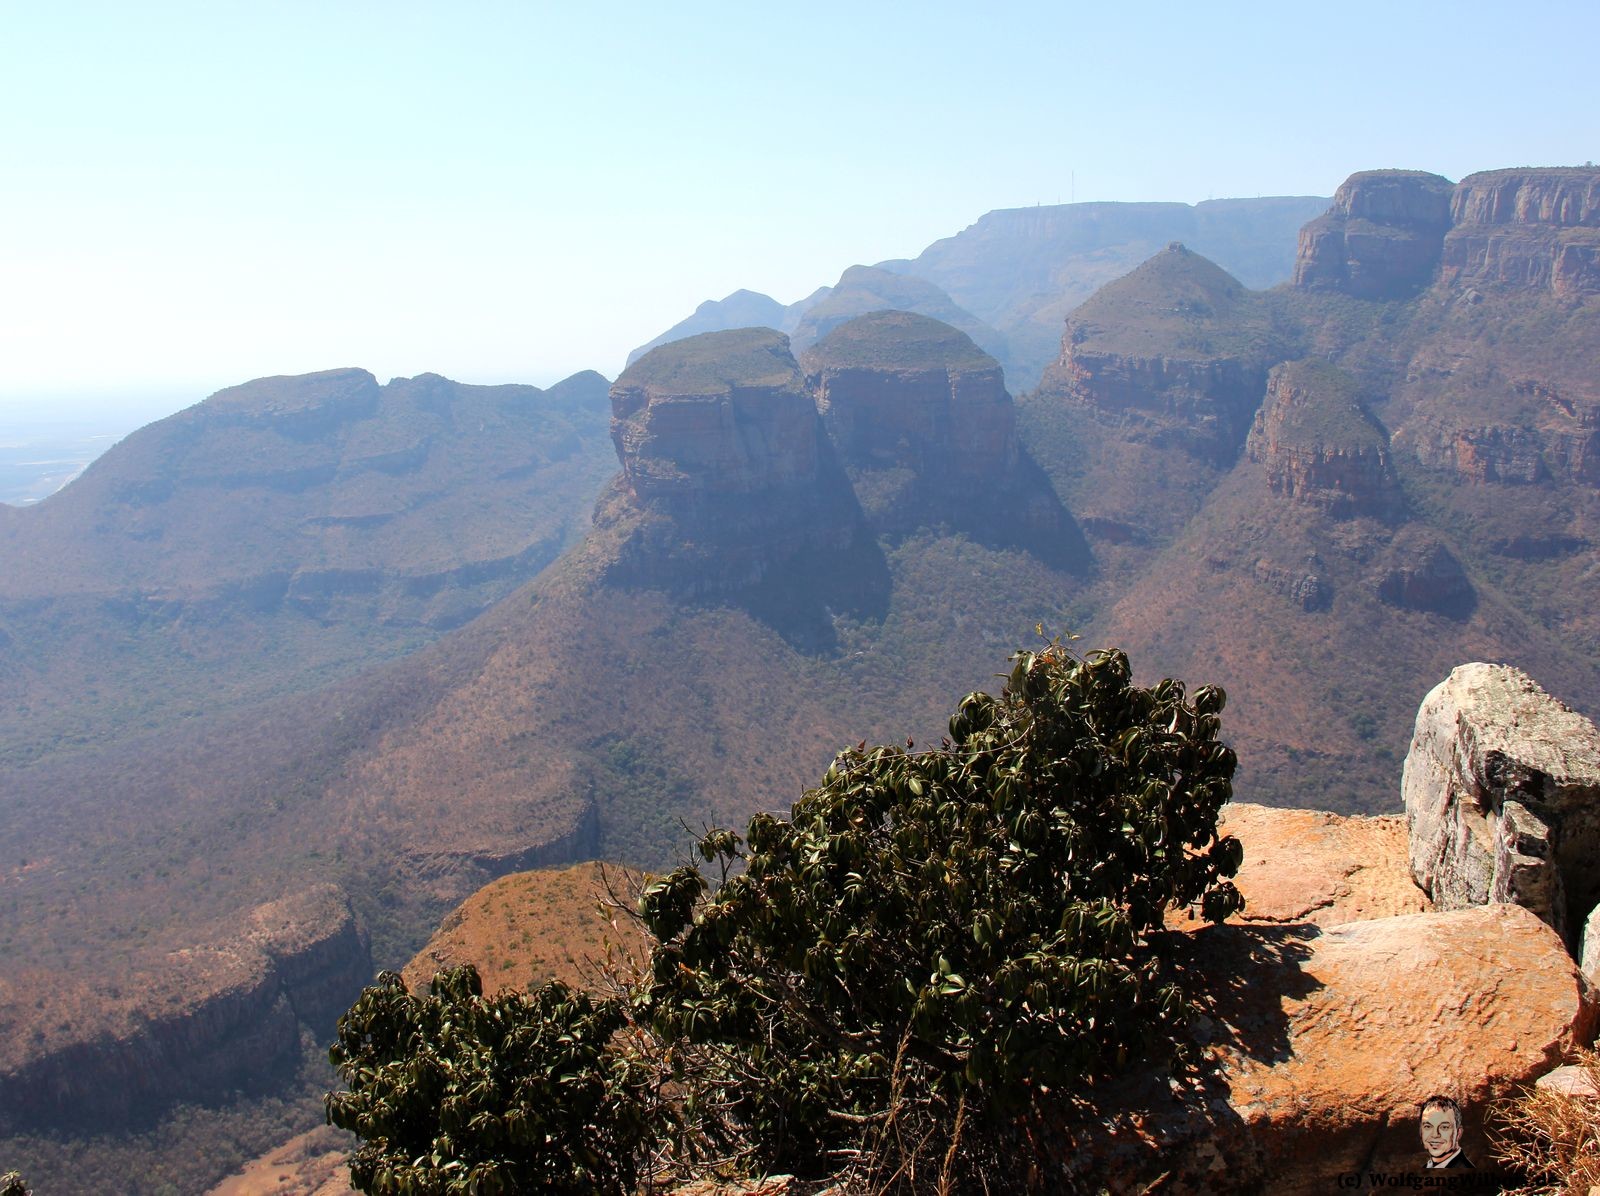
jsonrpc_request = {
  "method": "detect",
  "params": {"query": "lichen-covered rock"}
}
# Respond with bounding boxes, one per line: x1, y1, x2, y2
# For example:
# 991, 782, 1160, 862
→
1404, 663, 1600, 944
1059, 905, 1593, 1193
1292, 170, 1455, 298
1246, 359, 1398, 517
1582, 904, 1600, 989
1442, 167, 1600, 296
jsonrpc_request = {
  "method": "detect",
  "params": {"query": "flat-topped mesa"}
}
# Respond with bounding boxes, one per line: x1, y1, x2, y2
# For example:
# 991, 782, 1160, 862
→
605, 328, 861, 591
611, 328, 821, 501
1246, 358, 1400, 518
1292, 170, 1455, 298
801, 310, 1017, 482
1441, 167, 1600, 295
1036, 243, 1273, 463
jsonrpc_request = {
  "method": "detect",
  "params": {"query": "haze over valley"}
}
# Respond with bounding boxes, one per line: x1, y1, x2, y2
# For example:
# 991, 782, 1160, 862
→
4, 4, 1599, 1192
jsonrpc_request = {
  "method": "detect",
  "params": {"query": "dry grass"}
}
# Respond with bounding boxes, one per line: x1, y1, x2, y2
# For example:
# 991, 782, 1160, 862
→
1493, 1049, 1600, 1194
399, 861, 648, 995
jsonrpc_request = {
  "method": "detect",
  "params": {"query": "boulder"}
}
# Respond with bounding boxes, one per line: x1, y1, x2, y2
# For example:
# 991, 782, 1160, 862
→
1292, 170, 1455, 298
1058, 904, 1594, 1193
1212, 802, 1430, 928
1404, 663, 1600, 945
1536, 1063, 1600, 1099
1583, 903, 1600, 989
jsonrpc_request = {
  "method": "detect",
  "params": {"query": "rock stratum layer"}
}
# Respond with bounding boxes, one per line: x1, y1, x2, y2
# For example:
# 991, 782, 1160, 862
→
1442, 168, 1600, 296
1245, 358, 1398, 517
1291, 170, 1454, 298
603, 328, 866, 595
802, 310, 1017, 481
0, 884, 370, 1128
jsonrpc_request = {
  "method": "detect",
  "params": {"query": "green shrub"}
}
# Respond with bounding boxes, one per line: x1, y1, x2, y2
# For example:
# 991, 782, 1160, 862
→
325, 967, 655, 1196
641, 641, 1244, 1175
327, 641, 1245, 1190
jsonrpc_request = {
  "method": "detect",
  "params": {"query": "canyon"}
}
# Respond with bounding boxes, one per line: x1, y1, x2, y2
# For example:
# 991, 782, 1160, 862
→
3, 165, 1599, 1191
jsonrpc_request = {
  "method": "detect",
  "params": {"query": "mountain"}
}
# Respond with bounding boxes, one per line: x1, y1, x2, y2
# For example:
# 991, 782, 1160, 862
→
1020, 167, 1600, 813
0, 316, 1089, 1191
787, 265, 1008, 365
632, 195, 1329, 392
7, 166, 1598, 1191
624, 287, 832, 366
0, 367, 617, 765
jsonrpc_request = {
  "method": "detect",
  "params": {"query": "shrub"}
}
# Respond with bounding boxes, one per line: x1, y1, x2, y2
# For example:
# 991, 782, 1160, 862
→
327, 641, 1245, 1191
0, 1173, 30, 1196
325, 966, 656, 1196
640, 642, 1244, 1176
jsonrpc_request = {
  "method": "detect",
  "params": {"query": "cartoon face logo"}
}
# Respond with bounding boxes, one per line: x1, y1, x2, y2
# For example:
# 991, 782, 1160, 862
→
1419, 1095, 1472, 1169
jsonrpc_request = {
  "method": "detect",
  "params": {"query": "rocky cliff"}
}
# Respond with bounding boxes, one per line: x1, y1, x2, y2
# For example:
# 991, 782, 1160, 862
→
1292, 170, 1454, 298
1035, 244, 1276, 463
602, 328, 868, 599
1245, 358, 1399, 517
1442, 167, 1600, 296
1404, 663, 1600, 945
802, 310, 1017, 480
799, 311, 1079, 561
0, 884, 370, 1128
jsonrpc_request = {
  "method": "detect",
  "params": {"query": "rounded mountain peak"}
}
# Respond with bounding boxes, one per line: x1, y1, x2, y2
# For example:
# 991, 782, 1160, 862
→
614, 327, 802, 396
801, 310, 998, 375
1063, 245, 1260, 362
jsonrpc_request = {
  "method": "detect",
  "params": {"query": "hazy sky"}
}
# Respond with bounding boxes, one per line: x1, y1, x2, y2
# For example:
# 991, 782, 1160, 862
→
3, 0, 1595, 420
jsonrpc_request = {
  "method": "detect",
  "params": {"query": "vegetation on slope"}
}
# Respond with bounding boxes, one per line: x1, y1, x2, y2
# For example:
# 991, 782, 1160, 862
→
327, 641, 1245, 1193
615, 327, 802, 394
802, 309, 996, 374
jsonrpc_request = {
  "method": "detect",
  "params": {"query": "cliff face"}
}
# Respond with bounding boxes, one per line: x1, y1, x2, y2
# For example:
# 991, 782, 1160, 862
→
1292, 170, 1454, 298
1442, 168, 1600, 296
803, 311, 1017, 482
0, 884, 370, 1128
799, 312, 1077, 559
1245, 359, 1399, 517
604, 328, 866, 596
1036, 244, 1275, 463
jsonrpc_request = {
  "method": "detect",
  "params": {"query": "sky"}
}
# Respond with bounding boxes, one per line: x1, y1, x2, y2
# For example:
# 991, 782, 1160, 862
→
2, 0, 1596, 424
